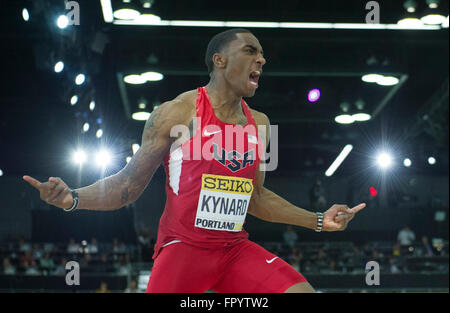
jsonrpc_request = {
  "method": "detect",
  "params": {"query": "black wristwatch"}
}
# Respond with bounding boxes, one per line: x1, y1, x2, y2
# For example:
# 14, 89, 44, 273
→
63, 189, 79, 212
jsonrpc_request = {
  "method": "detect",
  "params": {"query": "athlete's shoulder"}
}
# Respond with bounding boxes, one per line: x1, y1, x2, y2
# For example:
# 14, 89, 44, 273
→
249, 108, 270, 127
172, 89, 198, 109
155, 89, 197, 124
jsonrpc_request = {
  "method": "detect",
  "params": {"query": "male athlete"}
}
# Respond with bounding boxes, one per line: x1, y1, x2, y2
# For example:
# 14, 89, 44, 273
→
24, 29, 365, 293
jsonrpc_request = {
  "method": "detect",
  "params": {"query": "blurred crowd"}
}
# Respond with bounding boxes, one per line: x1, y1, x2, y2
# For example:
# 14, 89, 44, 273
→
1, 225, 448, 292
280, 225, 448, 275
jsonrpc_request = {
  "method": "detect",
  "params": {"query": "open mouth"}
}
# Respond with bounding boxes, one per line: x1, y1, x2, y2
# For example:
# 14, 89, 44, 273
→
249, 70, 261, 88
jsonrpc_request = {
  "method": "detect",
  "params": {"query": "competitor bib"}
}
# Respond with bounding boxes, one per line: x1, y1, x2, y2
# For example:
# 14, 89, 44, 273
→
194, 174, 253, 232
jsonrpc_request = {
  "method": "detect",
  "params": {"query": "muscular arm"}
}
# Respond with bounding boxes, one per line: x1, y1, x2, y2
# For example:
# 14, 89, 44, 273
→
247, 112, 318, 230
75, 99, 192, 210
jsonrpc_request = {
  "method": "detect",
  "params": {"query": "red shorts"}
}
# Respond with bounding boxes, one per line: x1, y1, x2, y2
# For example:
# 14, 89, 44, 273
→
146, 240, 307, 293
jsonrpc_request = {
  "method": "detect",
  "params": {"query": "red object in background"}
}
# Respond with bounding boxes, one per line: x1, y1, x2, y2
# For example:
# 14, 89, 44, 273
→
370, 187, 378, 197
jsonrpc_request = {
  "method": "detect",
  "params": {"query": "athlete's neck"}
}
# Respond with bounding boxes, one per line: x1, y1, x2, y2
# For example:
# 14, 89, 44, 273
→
205, 76, 243, 119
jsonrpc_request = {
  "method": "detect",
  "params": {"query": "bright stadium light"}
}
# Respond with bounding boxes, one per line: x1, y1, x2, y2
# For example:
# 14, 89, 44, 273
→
22, 8, 30, 22
113, 8, 141, 20
307, 88, 321, 103
0, 169, 3, 176
397, 17, 424, 28
124, 74, 146, 85
442, 16, 449, 28
96, 150, 111, 167
96, 129, 103, 138
89, 101, 96, 111
325, 144, 353, 177
362, 73, 384, 83
141, 71, 164, 81
134, 14, 161, 24
428, 156, 436, 165
100, 0, 114, 23
132, 111, 151, 121
70, 95, 78, 105
126, 156, 132, 163
352, 113, 371, 122
335, 114, 355, 124
57, 15, 69, 29
83, 123, 90, 132
403, 158, 412, 167
377, 152, 393, 169
54, 61, 64, 73
376, 76, 400, 86
75, 74, 86, 85
73, 150, 87, 165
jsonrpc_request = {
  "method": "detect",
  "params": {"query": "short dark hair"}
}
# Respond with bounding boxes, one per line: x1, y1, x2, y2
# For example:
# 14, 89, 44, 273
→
205, 28, 253, 74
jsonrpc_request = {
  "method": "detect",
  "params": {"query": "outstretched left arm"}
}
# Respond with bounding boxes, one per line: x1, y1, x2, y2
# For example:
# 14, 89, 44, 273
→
247, 111, 365, 232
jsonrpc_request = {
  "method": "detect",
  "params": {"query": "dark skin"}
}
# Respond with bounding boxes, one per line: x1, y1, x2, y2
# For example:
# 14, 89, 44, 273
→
24, 32, 365, 292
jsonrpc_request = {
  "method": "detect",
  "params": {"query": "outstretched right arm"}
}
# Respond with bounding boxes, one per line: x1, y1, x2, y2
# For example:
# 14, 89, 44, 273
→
24, 99, 193, 211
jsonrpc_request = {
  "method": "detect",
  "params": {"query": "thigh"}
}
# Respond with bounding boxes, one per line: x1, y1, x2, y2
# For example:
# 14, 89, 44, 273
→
212, 240, 308, 293
146, 242, 219, 293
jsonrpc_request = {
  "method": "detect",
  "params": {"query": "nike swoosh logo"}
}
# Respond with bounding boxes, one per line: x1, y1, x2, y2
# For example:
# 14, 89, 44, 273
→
203, 129, 222, 136
266, 257, 278, 264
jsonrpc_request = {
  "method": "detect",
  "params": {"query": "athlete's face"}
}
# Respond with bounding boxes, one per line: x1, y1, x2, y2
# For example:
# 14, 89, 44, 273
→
221, 33, 266, 97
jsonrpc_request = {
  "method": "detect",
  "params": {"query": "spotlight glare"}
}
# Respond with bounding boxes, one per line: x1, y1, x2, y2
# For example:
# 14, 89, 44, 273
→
22, 8, 30, 22
325, 144, 353, 177
126, 156, 132, 163
377, 152, 393, 169
124, 74, 147, 85
421, 14, 447, 25
96, 150, 111, 167
0, 169, 3, 176
403, 158, 412, 167
89, 101, 96, 111
307, 88, 321, 103
113, 8, 141, 20
96, 129, 103, 138
442, 16, 449, 28
70, 95, 78, 105
428, 157, 436, 165
57, 15, 69, 29
83, 123, 90, 132
352, 113, 371, 122
132, 111, 151, 121
100, 0, 114, 23
54, 61, 64, 73
397, 17, 424, 28
376, 76, 400, 86
361, 73, 383, 83
73, 150, 87, 165
141, 71, 164, 81
335, 114, 355, 124
75, 74, 86, 85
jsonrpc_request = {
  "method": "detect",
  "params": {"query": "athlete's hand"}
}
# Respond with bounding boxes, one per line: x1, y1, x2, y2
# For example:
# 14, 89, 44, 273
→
322, 203, 366, 231
23, 176, 74, 210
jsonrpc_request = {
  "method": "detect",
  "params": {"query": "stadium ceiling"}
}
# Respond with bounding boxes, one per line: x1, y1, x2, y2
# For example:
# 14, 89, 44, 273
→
0, 0, 448, 176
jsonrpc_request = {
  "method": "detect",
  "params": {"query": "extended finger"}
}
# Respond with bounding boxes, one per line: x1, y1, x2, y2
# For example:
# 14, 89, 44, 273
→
347, 203, 366, 214
23, 176, 42, 189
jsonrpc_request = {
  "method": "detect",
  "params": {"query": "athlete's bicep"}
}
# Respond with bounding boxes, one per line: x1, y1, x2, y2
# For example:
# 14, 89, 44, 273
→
118, 101, 186, 202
